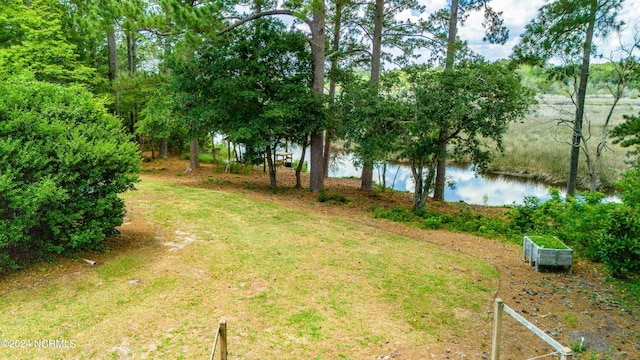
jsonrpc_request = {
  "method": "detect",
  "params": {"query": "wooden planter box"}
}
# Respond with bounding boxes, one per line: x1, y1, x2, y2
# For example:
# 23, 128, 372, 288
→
522, 236, 573, 274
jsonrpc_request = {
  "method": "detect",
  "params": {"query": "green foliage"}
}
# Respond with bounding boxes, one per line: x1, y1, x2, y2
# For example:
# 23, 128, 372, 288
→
421, 217, 442, 230
372, 206, 419, 223
170, 18, 325, 189
317, 191, 349, 204
509, 189, 613, 258
526, 235, 569, 249
0, 76, 140, 271
371, 176, 640, 278
403, 61, 535, 208
513, 0, 623, 65
372, 205, 507, 238
570, 340, 586, 354
611, 112, 640, 160
212, 162, 252, 175
336, 72, 407, 168
0, 0, 102, 89
508, 186, 640, 277
292, 160, 308, 173
335, 72, 407, 182
616, 161, 640, 208
180, 152, 215, 164
595, 206, 640, 278
447, 208, 510, 238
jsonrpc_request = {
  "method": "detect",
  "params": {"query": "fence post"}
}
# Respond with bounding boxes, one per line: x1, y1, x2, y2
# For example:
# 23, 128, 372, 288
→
219, 319, 228, 360
491, 298, 504, 360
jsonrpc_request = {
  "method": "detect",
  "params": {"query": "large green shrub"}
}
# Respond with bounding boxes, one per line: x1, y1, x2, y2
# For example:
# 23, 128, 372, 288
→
0, 76, 140, 271
509, 186, 640, 278
617, 160, 640, 209
596, 206, 640, 278
509, 189, 615, 258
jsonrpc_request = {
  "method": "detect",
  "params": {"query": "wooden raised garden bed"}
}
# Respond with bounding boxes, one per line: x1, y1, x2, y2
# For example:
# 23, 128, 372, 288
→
522, 235, 573, 274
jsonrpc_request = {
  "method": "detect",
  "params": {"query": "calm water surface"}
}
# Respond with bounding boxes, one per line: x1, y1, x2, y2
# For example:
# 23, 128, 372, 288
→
290, 149, 563, 206
325, 153, 558, 206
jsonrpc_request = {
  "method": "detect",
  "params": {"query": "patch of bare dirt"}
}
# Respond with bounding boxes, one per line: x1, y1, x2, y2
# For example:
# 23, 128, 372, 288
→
139, 158, 640, 359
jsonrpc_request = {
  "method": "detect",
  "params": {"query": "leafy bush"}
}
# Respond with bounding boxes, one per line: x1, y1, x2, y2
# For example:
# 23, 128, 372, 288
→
617, 161, 640, 209
317, 191, 349, 204
508, 189, 615, 259
421, 217, 442, 230
596, 206, 640, 278
508, 186, 640, 277
0, 76, 140, 271
371, 179, 640, 278
372, 206, 418, 223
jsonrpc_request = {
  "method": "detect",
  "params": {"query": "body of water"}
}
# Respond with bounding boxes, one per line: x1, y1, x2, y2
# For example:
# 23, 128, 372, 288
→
324, 152, 558, 206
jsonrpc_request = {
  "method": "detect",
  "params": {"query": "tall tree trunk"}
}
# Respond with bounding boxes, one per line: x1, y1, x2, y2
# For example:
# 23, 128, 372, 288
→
433, 0, 459, 201
309, 1, 327, 193
360, 0, 384, 192
265, 145, 277, 191
361, 163, 374, 191
150, 135, 155, 159
126, 32, 138, 134
190, 138, 200, 169
107, 30, 118, 81
107, 30, 120, 119
325, 0, 344, 179
217, 8, 326, 190
127, 32, 136, 74
160, 138, 168, 159
434, 132, 448, 201
160, 36, 171, 158
567, 1, 596, 197
423, 162, 436, 208
296, 139, 309, 188
323, 129, 332, 178
444, 0, 458, 71
370, 0, 383, 84
411, 161, 423, 210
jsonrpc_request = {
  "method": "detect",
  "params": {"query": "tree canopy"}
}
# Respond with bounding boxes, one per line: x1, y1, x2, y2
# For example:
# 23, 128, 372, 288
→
0, 0, 101, 88
171, 19, 325, 190
403, 61, 535, 208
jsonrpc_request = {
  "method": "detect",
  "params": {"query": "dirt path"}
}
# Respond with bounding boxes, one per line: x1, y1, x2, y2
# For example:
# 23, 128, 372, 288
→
140, 159, 639, 359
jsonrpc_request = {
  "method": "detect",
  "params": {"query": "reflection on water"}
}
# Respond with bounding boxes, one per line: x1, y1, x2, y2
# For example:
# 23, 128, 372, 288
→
298, 149, 563, 206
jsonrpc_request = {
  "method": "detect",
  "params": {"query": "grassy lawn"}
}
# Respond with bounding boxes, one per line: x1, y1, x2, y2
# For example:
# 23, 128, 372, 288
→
0, 179, 498, 359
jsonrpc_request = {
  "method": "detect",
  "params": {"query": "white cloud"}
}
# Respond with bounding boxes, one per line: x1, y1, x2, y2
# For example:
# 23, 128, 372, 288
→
418, 0, 639, 62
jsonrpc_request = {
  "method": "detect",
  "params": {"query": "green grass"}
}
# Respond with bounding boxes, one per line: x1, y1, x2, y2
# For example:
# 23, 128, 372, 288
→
527, 235, 569, 249
0, 179, 499, 359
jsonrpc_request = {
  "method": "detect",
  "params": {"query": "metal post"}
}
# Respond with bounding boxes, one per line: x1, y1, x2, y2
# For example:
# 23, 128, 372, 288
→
491, 298, 504, 360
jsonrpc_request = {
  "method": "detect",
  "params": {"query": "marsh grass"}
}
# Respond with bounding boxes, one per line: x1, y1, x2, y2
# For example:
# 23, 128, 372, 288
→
492, 95, 640, 188
0, 179, 498, 359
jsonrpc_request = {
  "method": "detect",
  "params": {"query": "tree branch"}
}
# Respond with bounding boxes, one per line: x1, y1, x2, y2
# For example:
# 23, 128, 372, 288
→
218, 10, 309, 35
